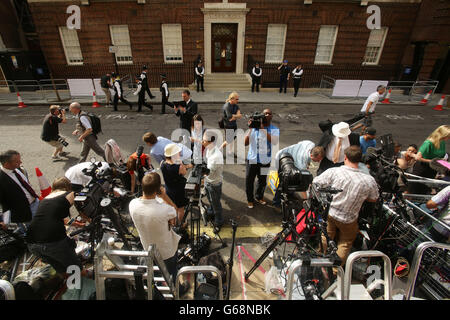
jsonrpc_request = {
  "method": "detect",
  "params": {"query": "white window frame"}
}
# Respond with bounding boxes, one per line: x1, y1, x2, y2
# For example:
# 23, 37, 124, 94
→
314, 25, 338, 65
109, 25, 133, 65
363, 27, 388, 65
161, 24, 183, 64
58, 27, 83, 66
264, 24, 287, 64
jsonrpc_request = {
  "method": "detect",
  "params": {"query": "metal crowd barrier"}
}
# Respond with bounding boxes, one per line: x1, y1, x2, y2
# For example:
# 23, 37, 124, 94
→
404, 242, 450, 300
285, 258, 345, 300
94, 234, 175, 300
176, 266, 224, 300
344, 251, 392, 300
0, 79, 70, 102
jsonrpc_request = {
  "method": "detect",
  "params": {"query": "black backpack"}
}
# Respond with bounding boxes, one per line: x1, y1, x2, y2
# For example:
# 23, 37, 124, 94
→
81, 112, 102, 135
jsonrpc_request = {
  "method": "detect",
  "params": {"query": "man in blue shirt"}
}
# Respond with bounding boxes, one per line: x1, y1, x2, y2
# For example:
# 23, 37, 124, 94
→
244, 109, 279, 209
359, 127, 377, 154
142, 132, 192, 166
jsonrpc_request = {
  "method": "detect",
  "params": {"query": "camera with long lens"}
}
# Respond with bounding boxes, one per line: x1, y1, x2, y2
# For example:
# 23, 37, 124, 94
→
185, 163, 210, 198
74, 162, 114, 218
278, 153, 313, 193
57, 135, 69, 147
248, 111, 266, 129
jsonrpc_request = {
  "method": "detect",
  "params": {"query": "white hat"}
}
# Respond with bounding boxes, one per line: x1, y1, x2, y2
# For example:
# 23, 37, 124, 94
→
332, 122, 351, 138
164, 143, 181, 157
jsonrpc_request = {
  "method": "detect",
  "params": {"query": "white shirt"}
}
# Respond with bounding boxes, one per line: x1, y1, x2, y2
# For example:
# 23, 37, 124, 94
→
0, 166, 36, 204
205, 145, 224, 185
313, 165, 379, 224
162, 82, 169, 97
195, 67, 204, 76
77, 113, 92, 129
65, 162, 110, 186
129, 197, 181, 260
361, 92, 380, 113
114, 80, 122, 97
252, 67, 262, 77
326, 136, 350, 163
133, 83, 142, 96
292, 68, 304, 78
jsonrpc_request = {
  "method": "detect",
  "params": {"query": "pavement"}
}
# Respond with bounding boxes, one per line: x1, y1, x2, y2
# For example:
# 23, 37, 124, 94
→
0, 87, 447, 107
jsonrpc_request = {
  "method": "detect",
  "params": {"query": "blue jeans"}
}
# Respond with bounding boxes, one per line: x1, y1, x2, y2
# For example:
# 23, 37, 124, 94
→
18, 198, 40, 236
205, 182, 223, 226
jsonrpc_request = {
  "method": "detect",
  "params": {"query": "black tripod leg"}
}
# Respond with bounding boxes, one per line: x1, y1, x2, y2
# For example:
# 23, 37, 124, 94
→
225, 220, 238, 300
244, 232, 285, 281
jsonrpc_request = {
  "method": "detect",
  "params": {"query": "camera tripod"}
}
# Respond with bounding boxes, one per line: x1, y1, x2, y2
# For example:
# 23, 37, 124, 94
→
244, 187, 340, 281
177, 185, 226, 265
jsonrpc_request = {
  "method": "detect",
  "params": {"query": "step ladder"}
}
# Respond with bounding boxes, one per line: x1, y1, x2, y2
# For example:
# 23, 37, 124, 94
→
403, 241, 450, 300
285, 258, 345, 300
175, 266, 224, 300
343, 251, 393, 300
94, 234, 175, 300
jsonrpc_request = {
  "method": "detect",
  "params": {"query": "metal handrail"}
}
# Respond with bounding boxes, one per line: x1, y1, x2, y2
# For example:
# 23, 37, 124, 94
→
406, 200, 450, 235
344, 251, 392, 300
176, 266, 223, 300
285, 258, 344, 300
404, 241, 450, 300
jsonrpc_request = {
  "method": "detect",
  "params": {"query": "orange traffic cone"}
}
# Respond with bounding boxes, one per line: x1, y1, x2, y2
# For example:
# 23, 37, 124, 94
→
420, 90, 432, 105
432, 95, 446, 111
381, 89, 392, 104
17, 92, 27, 108
92, 91, 101, 108
35, 167, 51, 199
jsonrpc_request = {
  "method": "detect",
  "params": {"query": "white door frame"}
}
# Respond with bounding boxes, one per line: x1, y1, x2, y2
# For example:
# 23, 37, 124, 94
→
201, 2, 250, 74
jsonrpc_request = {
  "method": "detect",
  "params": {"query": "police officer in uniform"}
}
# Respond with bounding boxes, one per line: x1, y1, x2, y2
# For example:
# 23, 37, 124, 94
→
140, 65, 156, 100
292, 64, 304, 97
160, 74, 173, 114
195, 62, 205, 92
134, 74, 153, 112
112, 72, 133, 111
251, 62, 262, 93
277, 60, 291, 94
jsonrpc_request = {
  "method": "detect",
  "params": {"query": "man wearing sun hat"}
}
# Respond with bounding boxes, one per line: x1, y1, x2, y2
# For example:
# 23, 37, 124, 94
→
277, 59, 291, 94
317, 121, 353, 176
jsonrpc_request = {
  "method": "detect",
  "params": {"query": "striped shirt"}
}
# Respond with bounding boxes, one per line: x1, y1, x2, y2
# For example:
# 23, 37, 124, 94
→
313, 165, 379, 224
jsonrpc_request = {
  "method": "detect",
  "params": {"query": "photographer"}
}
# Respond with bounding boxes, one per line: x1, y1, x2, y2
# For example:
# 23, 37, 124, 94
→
41, 105, 68, 161
142, 132, 192, 166
69, 102, 106, 164
244, 108, 279, 209
202, 130, 224, 232
126, 149, 152, 194
26, 177, 83, 275
220, 92, 242, 156
128, 172, 188, 294
272, 141, 324, 207
312, 146, 379, 267
160, 143, 193, 223
65, 161, 110, 193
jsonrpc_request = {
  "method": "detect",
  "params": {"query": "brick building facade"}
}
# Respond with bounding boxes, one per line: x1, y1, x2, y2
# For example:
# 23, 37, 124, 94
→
18, 0, 450, 92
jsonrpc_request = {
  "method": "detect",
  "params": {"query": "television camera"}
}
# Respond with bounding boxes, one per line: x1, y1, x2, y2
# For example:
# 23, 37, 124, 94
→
73, 160, 134, 251
185, 162, 210, 198
278, 153, 313, 194
248, 111, 267, 129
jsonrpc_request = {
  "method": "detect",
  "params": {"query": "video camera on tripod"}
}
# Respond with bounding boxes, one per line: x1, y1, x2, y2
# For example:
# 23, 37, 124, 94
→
185, 162, 210, 198
278, 154, 313, 194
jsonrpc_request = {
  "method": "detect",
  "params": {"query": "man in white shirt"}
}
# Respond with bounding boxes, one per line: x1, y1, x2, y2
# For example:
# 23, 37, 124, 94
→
129, 172, 188, 293
203, 130, 224, 232
65, 161, 110, 192
313, 146, 379, 266
195, 62, 205, 92
354, 85, 386, 132
317, 122, 351, 176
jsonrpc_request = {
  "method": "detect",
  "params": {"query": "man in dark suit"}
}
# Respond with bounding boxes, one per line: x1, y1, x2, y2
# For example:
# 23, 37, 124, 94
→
174, 90, 198, 133
0, 150, 40, 233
